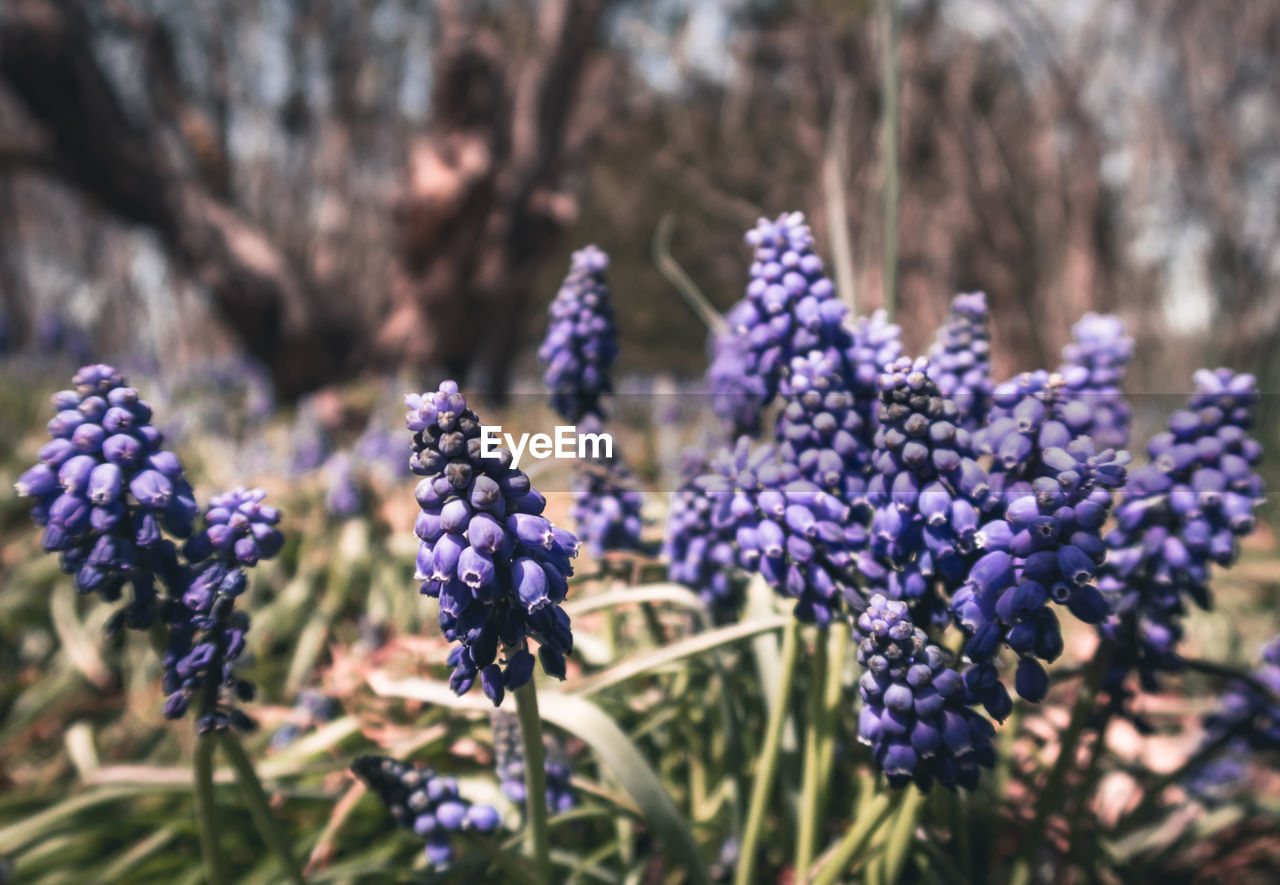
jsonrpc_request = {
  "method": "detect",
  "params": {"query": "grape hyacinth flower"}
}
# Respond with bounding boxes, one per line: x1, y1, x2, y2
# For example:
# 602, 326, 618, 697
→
855, 595, 999, 790
951, 440, 1129, 702
1098, 369, 1265, 693
538, 245, 618, 423
352, 756, 501, 866
324, 453, 363, 520
843, 309, 903, 442
492, 710, 576, 814
858, 356, 996, 619
926, 292, 992, 433
407, 381, 578, 706
1057, 312, 1133, 449
14, 364, 197, 630
775, 349, 872, 546
162, 488, 283, 732
271, 689, 338, 749
697, 437, 855, 626
664, 451, 747, 621
1201, 637, 1280, 751
570, 418, 645, 557
1184, 637, 1280, 801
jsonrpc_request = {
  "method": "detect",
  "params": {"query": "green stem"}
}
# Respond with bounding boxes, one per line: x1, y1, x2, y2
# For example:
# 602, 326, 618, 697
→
883, 788, 925, 884
1010, 646, 1111, 885
735, 619, 801, 885
515, 680, 552, 884
218, 731, 306, 884
194, 735, 230, 885
795, 629, 830, 881
807, 792, 896, 885
879, 0, 900, 321
816, 626, 848, 794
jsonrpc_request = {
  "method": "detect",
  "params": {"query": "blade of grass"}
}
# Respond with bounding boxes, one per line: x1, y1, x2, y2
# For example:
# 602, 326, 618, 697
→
653, 213, 727, 336
218, 731, 306, 884
735, 619, 801, 885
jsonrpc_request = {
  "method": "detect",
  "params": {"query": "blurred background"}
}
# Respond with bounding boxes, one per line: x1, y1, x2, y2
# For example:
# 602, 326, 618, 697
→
1, 0, 1278, 426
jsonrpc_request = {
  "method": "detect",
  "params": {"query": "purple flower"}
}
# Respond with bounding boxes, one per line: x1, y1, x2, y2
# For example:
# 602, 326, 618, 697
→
926, 292, 992, 432
162, 488, 284, 732
352, 755, 502, 866
407, 381, 578, 704
663, 450, 747, 621
538, 245, 618, 423
14, 364, 197, 630
1098, 368, 1265, 701
492, 710, 577, 814
855, 595, 998, 790
1057, 312, 1133, 449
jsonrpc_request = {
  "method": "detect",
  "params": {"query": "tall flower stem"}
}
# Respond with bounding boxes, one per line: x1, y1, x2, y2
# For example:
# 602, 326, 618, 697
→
816, 626, 848, 803
807, 791, 896, 885
795, 629, 830, 880
515, 679, 552, 884
193, 735, 230, 885
735, 619, 801, 885
218, 732, 306, 884
879, 0, 900, 321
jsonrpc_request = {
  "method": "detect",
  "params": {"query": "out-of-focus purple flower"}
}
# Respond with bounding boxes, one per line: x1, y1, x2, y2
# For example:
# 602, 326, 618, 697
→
842, 310, 903, 443
352, 755, 501, 866
538, 245, 618, 423
14, 364, 197, 630
855, 594, 998, 790
571, 459, 645, 557
1057, 312, 1133, 449
1098, 368, 1265, 698
407, 381, 578, 705
325, 454, 363, 520
664, 450, 747, 621
492, 710, 576, 814
164, 488, 283, 733
271, 689, 338, 749
926, 293, 992, 433
1185, 637, 1280, 802
708, 312, 770, 437
696, 436, 856, 626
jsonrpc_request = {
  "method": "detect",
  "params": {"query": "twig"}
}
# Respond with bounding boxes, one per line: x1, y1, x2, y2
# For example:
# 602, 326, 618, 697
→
653, 213, 728, 336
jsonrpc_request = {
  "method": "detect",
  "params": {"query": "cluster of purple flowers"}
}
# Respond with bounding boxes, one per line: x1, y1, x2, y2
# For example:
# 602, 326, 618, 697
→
1185, 637, 1280, 801
855, 595, 997, 791
492, 710, 576, 814
162, 487, 283, 732
407, 381, 578, 705
271, 689, 338, 749
775, 350, 872, 537
1057, 312, 1133, 449
352, 755, 501, 866
697, 438, 855, 626
952, 440, 1128, 701
538, 245, 618, 424
663, 452, 746, 620
1099, 369, 1265, 693
859, 356, 996, 619
571, 458, 646, 557
15, 364, 198, 631
926, 292, 992, 433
